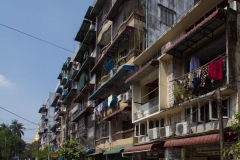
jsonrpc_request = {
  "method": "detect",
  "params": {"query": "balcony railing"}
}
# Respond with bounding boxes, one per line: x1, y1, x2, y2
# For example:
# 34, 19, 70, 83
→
116, 49, 141, 69
134, 97, 159, 121
112, 130, 134, 142
172, 56, 228, 105
72, 103, 88, 120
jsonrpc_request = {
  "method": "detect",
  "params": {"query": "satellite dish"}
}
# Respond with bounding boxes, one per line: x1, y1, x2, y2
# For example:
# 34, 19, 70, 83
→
105, 60, 115, 72
110, 96, 118, 108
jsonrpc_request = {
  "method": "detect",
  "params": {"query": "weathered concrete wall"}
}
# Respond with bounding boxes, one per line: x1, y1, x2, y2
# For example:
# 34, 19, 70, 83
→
147, 0, 195, 46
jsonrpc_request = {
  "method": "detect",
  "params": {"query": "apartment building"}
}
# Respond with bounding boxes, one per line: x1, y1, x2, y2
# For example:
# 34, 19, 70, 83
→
123, 0, 239, 160
38, 0, 240, 159
38, 92, 55, 150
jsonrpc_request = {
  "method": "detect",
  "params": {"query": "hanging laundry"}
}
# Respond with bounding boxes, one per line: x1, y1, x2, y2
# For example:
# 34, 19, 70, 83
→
190, 57, 200, 72
208, 58, 223, 81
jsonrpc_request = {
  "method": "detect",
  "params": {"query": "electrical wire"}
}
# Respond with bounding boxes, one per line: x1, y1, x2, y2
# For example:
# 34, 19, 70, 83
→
0, 106, 38, 125
0, 23, 74, 53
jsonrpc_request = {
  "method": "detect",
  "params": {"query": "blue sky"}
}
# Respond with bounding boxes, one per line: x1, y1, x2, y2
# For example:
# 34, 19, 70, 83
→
0, 1, 93, 142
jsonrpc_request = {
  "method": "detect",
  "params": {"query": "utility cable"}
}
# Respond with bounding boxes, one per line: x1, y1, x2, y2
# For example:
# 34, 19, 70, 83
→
0, 106, 38, 125
0, 23, 74, 53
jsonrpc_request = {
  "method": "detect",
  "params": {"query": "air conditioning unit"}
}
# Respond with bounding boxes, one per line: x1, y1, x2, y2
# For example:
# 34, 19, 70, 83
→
137, 110, 143, 119
176, 122, 190, 136
122, 90, 132, 103
117, 94, 122, 102
159, 126, 170, 138
148, 127, 159, 139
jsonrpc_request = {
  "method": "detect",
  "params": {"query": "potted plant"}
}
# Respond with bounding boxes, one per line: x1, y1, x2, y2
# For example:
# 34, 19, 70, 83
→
174, 85, 186, 103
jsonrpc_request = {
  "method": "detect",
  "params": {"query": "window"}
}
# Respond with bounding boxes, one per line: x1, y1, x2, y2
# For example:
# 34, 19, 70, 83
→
135, 123, 146, 136
159, 4, 175, 26
149, 121, 154, 129
140, 123, 146, 135
156, 120, 159, 127
160, 118, 165, 127
185, 105, 197, 123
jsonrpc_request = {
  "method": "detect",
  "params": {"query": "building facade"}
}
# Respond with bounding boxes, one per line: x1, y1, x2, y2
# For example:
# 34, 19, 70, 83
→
38, 0, 240, 159
38, 92, 55, 150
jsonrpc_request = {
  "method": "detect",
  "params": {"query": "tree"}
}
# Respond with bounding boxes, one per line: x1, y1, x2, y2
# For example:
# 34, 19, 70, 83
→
0, 127, 26, 159
0, 123, 8, 130
10, 120, 25, 138
222, 112, 240, 159
22, 141, 39, 159
58, 140, 86, 159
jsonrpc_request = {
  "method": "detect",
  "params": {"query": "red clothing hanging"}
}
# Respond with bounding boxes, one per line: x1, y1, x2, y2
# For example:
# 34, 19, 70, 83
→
208, 58, 223, 81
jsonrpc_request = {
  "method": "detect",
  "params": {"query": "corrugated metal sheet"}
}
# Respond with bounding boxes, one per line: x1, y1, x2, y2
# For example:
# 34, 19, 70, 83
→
163, 134, 219, 148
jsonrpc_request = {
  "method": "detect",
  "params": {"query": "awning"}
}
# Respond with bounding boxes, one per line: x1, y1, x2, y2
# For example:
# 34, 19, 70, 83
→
91, 26, 135, 73
164, 9, 226, 59
123, 143, 164, 154
85, 149, 95, 154
61, 62, 68, 70
74, 30, 96, 62
64, 80, 72, 89
125, 60, 159, 85
73, 83, 94, 102
89, 65, 135, 100
91, 0, 106, 16
102, 107, 131, 121
60, 78, 67, 85
103, 146, 125, 155
86, 152, 103, 157
73, 56, 95, 81
106, 0, 125, 21
84, 6, 94, 21
62, 88, 77, 105
75, 20, 91, 42
57, 73, 62, 79
163, 134, 219, 148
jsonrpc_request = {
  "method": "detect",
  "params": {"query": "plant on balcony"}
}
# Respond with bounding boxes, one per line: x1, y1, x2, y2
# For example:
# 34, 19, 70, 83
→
58, 140, 86, 159
221, 112, 240, 159
187, 89, 193, 100
173, 85, 186, 103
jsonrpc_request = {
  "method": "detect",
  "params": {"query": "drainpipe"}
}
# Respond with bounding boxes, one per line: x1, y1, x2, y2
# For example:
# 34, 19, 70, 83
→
145, 0, 148, 48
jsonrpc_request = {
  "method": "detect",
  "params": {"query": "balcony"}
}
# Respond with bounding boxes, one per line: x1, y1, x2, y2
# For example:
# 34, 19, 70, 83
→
71, 103, 94, 122
64, 79, 72, 89
91, 0, 107, 16
134, 97, 159, 121
60, 90, 68, 100
73, 56, 95, 81
60, 77, 67, 86
97, 20, 112, 46
91, 12, 145, 74
115, 49, 141, 70
111, 130, 137, 148
72, 83, 94, 103
74, 25, 96, 62
105, 0, 125, 21
89, 65, 135, 100
57, 73, 62, 79
84, 6, 94, 21
62, 82, 77, 105
61, 62, 68, 70
70, 62, 80, 80
75, 20, 91, 42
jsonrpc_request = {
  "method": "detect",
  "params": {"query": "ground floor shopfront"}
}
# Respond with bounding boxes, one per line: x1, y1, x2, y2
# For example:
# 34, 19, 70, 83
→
121, 133, 236, 160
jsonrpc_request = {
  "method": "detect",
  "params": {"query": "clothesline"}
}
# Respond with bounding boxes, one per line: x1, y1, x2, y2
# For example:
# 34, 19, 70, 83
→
172, 52, 227, 82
